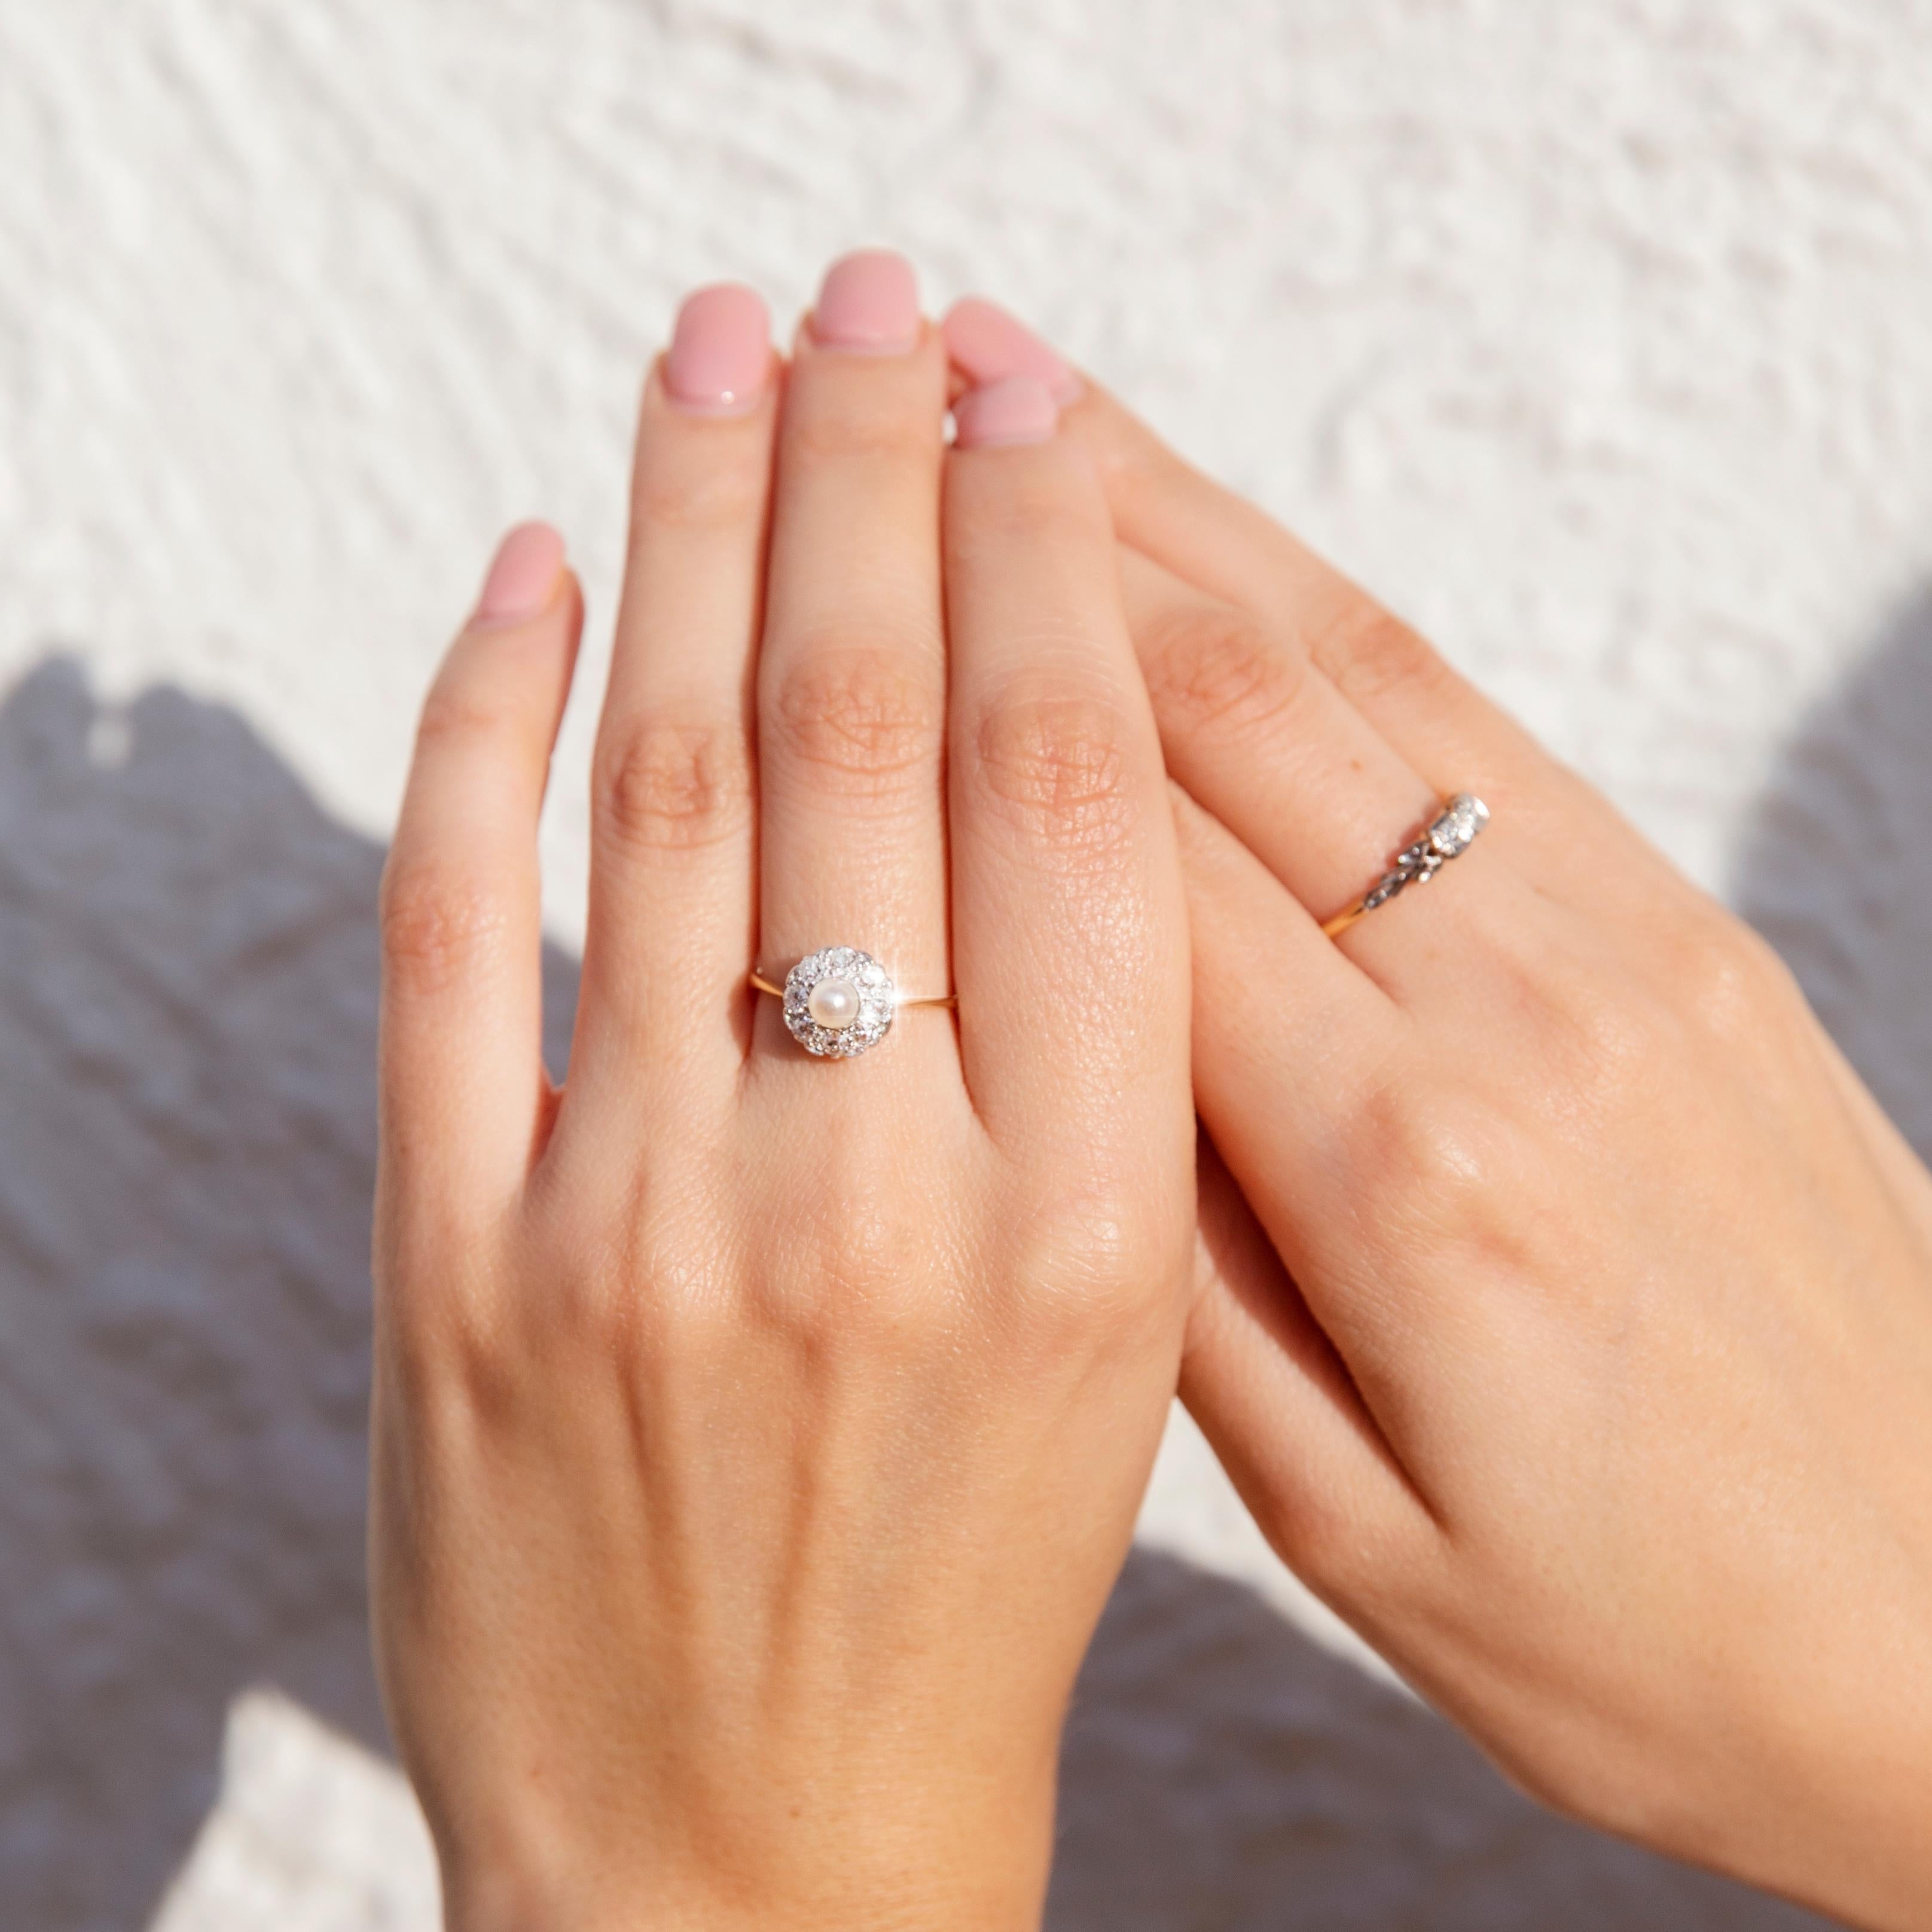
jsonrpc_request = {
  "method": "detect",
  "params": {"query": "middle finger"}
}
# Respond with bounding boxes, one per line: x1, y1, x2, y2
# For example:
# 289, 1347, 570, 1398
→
753, 252, 954, 1058
1120, 550, 1537, 1003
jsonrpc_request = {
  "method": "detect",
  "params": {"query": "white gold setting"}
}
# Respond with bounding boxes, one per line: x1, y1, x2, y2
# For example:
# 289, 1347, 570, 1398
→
1322, 792, 1491, 938
780, 946, 896, 1058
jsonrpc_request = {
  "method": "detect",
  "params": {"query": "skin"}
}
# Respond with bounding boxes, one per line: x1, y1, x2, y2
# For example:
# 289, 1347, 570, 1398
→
370, 319, 1195, 1930
373, 252, 1932, 1932
1034, 376, 1932, 1930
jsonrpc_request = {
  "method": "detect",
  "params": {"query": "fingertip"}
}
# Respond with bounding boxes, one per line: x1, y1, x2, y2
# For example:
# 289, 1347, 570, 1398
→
952, 375, 1059, 451
811, 248, 922, 355
666, 282, 775, 416
940, 296, 1083, 407
475, 521, 567, 627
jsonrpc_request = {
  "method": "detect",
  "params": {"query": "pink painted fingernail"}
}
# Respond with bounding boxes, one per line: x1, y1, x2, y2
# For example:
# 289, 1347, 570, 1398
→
476, 521, 566, 624
664, 283, 771, 415
952, 376, 1058, 450
813, 249, 921, 354
941, 297, 1082, 406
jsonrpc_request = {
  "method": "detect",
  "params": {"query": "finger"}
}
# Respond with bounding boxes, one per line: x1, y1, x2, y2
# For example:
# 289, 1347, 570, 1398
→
939, 298, 1668, 895
1181, 1133, 1436, 1583
1171, 787, 1573, 1467
1170, 779, 1394, 1120
1067, 381, 1684, 895
1124, 550, 1536, 997
1120, 549, 1440, 920
942, 386, 1187, 1162
379, 523, 581, 1206
941, 297, 1083, 407
567, 285, 776, 1113
752, 253, 953, 1066
1169, 785, 1442, 1413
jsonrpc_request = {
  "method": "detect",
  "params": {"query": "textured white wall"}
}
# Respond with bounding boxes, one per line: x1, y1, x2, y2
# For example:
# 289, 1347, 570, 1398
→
5, 1, 1927, 1924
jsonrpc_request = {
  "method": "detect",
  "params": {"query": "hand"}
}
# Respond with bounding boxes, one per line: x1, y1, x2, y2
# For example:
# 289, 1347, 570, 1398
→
370, 264, 1194, 1931
943, 303, 1932, 1929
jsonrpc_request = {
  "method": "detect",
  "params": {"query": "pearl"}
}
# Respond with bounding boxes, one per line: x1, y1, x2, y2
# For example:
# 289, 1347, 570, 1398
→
807, 975, 862, 1030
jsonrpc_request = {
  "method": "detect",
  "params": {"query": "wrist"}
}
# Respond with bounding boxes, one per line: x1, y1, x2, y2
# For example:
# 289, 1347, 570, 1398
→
437, 1775, 1058, 1932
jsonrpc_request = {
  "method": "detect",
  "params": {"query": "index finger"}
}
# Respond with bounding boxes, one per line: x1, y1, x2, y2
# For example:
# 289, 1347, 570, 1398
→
1059, 380, 1689, 893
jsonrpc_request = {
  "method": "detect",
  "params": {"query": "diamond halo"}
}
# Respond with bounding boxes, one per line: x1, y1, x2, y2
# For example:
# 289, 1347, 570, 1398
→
781, 946, 896, 1058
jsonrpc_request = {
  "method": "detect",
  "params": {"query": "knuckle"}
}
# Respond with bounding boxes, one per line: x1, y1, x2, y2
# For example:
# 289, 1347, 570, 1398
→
1534, 959, 1667, 1107
747, 1195, 944, 1357
389, 1295, 496, 1433
1343, 1075, 1500, 1245
379, 856, 508, 996
596, 714, 750, 854
1667, 911, 1794, 1042
1000, 1197, 1174, 1340
375, 1207, 519, 1408
770, 644, 942, 797
1142, 603, 1310, 741
414, 682, 515, 756
973, 689, 1140, 865
1314, 601, 1451, 707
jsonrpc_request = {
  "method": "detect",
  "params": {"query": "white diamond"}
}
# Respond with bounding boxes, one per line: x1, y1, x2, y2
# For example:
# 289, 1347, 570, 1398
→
1429, 793, 1488, 857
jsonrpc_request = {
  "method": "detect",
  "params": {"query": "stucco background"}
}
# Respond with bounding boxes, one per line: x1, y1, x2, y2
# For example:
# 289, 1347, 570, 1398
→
4, 1, 1928, 1925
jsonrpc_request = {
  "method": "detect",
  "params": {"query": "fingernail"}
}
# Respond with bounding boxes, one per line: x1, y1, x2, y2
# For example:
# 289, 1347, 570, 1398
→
952, 376, 1058, 450
476, 521, 566, 624
664, 283, 771, 415
812, 249, 921, 354
941, 297, 1082, 407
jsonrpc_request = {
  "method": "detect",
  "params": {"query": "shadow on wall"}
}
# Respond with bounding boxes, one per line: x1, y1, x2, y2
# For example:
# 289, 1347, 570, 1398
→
1053, 1552, 1826, 1932
0, 659, 576, 1931
0, 658, 1828, 1931
1734, 588, 1932, 1167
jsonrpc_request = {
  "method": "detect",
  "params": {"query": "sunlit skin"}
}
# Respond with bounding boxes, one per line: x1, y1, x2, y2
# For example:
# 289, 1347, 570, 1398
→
372, 257, 1932, 1932
371, 274, 1194, 1931
1025, 359, 1932, 1931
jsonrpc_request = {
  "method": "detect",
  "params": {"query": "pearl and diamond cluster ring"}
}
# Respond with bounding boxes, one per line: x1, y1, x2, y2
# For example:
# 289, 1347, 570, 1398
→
750, 946, 956, 1058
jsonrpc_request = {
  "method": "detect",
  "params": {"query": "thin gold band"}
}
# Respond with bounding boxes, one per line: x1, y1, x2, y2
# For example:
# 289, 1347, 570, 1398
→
749, 972, 957, 1009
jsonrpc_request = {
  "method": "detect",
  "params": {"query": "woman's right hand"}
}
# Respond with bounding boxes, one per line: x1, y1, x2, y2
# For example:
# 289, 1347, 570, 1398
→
945, 302, 1932, 1930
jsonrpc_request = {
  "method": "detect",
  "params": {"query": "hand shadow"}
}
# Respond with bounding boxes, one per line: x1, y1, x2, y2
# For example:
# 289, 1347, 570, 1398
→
1052, 1551, 1829, 1930
0, 659, 577, 1930
1734, 588, 1932, 1166
0, 657, 1834, 1929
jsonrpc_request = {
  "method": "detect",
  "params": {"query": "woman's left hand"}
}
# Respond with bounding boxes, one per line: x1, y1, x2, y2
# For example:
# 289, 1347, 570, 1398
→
371, 265, 1194, 1932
